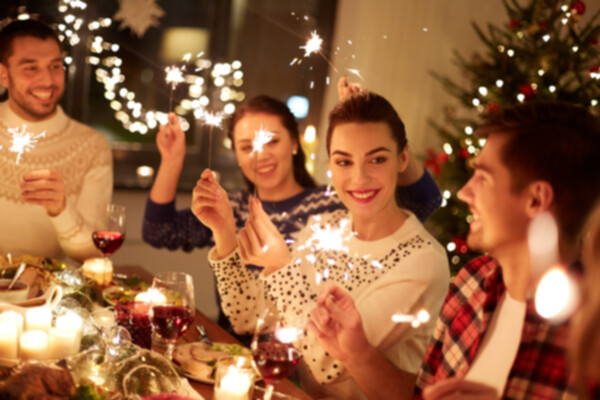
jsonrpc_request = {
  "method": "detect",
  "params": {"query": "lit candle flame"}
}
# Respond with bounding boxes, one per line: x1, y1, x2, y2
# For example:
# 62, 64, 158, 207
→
8, 125, 46, 164
165, 65, 185, 88
300, 31, 323, 57
251, 126, 275, 156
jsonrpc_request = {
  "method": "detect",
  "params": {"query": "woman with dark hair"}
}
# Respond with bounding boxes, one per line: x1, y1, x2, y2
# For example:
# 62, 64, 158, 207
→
206, 91, 450, 399
142, 79, 442, 334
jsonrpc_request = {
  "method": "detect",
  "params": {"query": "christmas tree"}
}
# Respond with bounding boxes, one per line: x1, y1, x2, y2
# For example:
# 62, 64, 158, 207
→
424, 0, 600, 274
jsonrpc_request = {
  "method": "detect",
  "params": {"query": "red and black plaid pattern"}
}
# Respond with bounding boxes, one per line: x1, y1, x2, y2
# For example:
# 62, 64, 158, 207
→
414, 256, 579, 400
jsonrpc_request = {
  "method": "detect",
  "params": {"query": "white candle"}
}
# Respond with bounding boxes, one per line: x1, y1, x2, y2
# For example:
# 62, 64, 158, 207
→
82, 258, 113, 286
20, 330, 48, 360
135, 289, 167, 306
55, 312, 83, 350
48, 327, 78, 359
0, 321, 18, 359
214, 365, 253, 400
25, 307, 52, 332
0, 310, 24, 336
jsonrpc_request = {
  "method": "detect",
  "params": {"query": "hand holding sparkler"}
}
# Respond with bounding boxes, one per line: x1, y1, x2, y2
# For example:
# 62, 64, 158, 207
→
338, 76, 364, 101
191, 169, 237, 259
156, 113, 186, 166
308, 281, 371, 364
20, 170, 66, 217
238, 196, 291, 272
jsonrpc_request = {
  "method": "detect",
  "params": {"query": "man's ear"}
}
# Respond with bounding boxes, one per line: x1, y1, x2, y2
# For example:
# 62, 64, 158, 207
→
0, 63, 8, 88
526, 180, 554, 217
397, 145, 409, 174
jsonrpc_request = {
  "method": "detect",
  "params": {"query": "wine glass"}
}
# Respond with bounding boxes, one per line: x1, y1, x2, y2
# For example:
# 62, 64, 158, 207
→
251, 306, 303, 400
92, 204, 126, 263
149, 272, 195, 361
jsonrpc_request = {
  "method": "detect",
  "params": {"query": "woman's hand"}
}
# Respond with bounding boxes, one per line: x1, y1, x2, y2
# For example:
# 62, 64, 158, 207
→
338, 76, 363, 101
156, 113, 186, 167
191, 169, 237, 258
237, 196, 291, 272
308, 282, 371, 363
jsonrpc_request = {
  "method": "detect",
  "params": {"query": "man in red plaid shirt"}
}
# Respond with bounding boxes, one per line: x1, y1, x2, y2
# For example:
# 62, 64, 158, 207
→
308, 101, 600, 399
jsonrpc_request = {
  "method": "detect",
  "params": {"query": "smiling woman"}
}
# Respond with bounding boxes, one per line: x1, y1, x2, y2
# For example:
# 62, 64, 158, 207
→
206, 91, 450, 399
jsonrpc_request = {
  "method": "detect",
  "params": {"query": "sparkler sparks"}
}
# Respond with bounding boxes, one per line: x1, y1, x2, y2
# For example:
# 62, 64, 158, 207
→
298, 218, 352, 254
201, 110, 224, 129
300, 30, 323, 57
251, 126, 275, 156
165, 65, 185, 88
392, 309, 430, 328
8, 125, 46, 164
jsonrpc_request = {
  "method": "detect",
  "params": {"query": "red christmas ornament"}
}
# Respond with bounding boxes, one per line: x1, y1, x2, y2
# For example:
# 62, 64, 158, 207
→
424, 149, 450, 176
591, 65, 599, 73
519, 83, 537, 100
592, 37, 599, 45
509, 18, 520, 29
486, 102, 500, 115
458, 148, 470, 159
451, 237, 469, 254
538, 20, 547, 30
571, 1, 586, 15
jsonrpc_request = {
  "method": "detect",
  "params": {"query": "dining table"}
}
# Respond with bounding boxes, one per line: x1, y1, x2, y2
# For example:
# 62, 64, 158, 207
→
115, 265, 313, 400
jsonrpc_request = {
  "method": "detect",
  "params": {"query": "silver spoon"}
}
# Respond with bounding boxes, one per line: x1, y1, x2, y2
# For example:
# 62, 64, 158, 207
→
7, 263, 26, 290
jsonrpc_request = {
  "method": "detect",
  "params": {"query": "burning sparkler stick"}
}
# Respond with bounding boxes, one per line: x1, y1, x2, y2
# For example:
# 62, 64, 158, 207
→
165, 65, 185, 114
250, 126, 275, 197
201, 110, 224, 170
8, 125, 45, 165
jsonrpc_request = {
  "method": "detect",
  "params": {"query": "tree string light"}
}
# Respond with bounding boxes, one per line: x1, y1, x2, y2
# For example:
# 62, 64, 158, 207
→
53, 0, 245, 136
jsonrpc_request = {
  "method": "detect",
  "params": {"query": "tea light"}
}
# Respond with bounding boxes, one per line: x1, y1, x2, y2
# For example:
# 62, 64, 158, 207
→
136, 165, 154, 187
0, 310, 24, 336
82, 258, 113, 286
0, 321, 18, 359
55, 312, 83, 343
214, 362, 254, 400
20, 330, 48, 360
135, 289, 167, 305
25, 307, 52, 332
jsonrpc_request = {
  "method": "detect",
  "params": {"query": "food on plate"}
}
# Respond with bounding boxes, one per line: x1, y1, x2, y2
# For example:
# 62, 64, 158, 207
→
173, 341, 251, 382
103, 276, 149, 305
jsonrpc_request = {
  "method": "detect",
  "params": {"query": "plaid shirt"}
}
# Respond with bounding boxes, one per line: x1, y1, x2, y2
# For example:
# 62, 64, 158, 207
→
414, 256, 578, 400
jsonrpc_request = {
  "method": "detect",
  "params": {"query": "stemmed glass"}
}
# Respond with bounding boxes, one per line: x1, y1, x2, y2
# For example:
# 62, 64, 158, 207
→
251, 306, 303, 400
92, 204, 126, 262
149, 272, 195, 361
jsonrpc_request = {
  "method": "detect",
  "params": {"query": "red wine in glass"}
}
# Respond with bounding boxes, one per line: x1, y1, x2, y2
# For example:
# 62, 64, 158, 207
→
92, 231, 125, 256
151, 305, 194, 341
252, 341, 302, 384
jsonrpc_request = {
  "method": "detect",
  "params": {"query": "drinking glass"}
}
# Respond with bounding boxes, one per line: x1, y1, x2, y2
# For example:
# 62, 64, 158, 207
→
251, 306, 303, 400
149, 272, 195, 361
92, 204, 126, 263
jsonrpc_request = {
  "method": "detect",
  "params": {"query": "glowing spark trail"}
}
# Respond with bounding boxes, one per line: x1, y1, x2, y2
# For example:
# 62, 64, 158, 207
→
251, 126, 275, 196
201, 110, 225, 169
165, 65, 185, 113
251, 126, 275, 156
300, 31, 323, 57
8, 125, 45, 164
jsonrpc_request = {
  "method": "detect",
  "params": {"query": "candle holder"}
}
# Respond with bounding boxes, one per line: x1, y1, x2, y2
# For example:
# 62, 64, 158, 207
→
82, 258, 113, 286
213, 355, 255, 400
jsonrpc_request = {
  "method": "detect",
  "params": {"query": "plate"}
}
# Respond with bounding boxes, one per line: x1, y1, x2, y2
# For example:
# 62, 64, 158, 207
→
102, 276, 149, 305
173, 341, 252, 384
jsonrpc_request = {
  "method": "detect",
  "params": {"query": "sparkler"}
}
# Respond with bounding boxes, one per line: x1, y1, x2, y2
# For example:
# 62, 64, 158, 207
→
250, 126, 275, 197
300, 30, 323, 57
200, 110, 225, 170
8, 125, 46, 164
165, 65, 185, 113
392, 308, 430, 328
